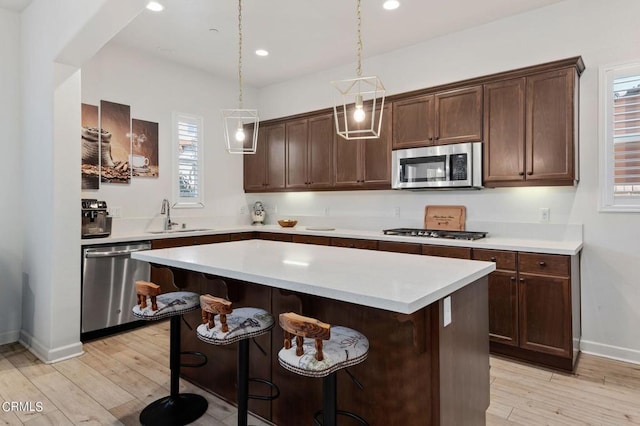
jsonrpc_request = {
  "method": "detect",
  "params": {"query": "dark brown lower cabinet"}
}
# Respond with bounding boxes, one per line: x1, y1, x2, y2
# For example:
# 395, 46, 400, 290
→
378, 240, 421, 254
472, 249, 518, 347
422, 245, 471, 259
480, 250, 579, 371
291, 234, 331, 245
330, 237, 378, 250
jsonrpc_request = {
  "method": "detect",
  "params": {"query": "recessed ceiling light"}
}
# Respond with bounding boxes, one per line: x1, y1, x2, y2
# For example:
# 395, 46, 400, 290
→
255, 49, 269, 57
383, 0, 400, 10
146, 2, 164, 12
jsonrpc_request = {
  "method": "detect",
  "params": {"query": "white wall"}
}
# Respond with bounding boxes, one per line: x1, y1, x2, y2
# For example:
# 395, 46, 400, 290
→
81, 43, 255, 227
20, 0, 146, 362
256, 0, 640, 363
0, 8, 23, 345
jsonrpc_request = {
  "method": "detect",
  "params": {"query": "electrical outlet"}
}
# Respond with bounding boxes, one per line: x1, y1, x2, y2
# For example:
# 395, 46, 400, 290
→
539, 207, 550, 223
443, 296, 452, 327
394, 207, 400, 218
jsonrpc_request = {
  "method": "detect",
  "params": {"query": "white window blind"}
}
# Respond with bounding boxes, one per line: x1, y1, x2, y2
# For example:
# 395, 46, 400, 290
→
173, 112, 204, 208
600, 62, 640, 211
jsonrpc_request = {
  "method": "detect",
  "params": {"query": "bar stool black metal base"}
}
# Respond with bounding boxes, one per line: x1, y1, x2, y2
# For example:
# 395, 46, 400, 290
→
311, 372, 368, 426
139, 393, 208, 426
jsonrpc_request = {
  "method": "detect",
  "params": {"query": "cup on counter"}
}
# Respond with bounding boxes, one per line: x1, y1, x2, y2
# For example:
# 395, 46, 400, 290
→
129, 154, 149, 168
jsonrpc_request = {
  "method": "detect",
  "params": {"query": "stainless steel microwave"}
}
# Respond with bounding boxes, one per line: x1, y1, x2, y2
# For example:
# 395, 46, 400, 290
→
391, 142, 483, 189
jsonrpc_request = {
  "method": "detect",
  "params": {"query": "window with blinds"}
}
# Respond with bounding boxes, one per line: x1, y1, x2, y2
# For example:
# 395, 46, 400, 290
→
173, 112, 204, 208
600, 63, 640, 211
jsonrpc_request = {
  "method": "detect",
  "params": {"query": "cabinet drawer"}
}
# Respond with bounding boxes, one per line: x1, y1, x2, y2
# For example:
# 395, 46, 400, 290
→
257, 232, 293, 242
378, 241, 422, 254
331, 238, 378, 250
194, 234, 230, 245
472, 249, 516, 270
229, 232, 256, 241
422, 245, 471, 259
518, 253, 570, 276
292, 235, 331, 246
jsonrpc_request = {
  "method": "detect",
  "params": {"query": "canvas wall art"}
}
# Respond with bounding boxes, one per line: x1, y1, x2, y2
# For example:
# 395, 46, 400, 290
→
131, 119, 159, 177
100, 100, 131, 184
81, 103, 100, 189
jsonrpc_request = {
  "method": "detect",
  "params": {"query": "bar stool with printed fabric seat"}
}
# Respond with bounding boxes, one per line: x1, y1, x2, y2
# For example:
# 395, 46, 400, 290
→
132, 280, 208, 426
278, 312, 369, 426
196, 294, 280, 426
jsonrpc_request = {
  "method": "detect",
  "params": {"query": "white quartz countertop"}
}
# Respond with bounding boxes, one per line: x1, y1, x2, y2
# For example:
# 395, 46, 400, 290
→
131, 239, 496, 314
87, 224, 583, 255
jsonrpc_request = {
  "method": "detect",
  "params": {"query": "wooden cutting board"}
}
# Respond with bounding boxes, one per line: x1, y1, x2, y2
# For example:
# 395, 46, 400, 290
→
424, 205, 466, 231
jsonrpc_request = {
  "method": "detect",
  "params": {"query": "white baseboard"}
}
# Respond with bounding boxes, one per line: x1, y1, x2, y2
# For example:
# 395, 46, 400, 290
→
0, 329, 20, 346
18, 330, 83, 364
580, 340, 640, 365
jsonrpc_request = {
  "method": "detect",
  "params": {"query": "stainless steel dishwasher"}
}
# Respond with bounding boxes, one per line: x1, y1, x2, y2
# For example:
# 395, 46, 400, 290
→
81, 241, 152, 339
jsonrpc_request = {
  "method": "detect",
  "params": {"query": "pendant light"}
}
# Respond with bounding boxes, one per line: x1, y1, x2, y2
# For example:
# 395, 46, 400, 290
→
332, 0, 386, 140
223, 0, 259, 154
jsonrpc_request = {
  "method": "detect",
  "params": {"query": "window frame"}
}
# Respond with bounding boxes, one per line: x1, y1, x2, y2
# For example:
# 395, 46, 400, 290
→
599, 61, 640, 212
172, 111, 205, 209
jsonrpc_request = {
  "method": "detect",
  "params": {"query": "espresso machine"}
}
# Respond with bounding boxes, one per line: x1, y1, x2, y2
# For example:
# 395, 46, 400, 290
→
81, 198, 112, 238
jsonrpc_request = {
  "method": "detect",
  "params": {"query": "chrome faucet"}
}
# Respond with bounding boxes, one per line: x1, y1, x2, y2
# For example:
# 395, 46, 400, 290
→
161, 198, 178, 230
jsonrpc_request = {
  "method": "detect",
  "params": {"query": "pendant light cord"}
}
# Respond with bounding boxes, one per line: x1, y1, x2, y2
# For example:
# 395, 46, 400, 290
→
356, 0, 362, 78
238, 0, 244, 108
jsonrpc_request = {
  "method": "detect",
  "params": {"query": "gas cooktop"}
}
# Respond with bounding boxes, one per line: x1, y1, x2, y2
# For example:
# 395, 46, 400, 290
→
382, 228, 488, 240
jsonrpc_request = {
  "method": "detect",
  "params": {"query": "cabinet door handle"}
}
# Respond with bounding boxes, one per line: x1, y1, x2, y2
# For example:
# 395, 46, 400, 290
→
518, 171, 525, 176
539, 261, 546, 267
519, 278, 525, 283
490, 256, 497, 262
510, 276, 516, 281
428, 137, 433, 141
527, 171, 533, 175
434, 136, 440, 140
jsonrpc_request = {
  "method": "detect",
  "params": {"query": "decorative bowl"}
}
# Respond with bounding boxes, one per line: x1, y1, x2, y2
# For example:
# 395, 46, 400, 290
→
278, 219, 298, 228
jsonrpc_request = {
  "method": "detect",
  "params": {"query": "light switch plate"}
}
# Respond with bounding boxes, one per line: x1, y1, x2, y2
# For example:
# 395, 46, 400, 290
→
443, 296, 452, 327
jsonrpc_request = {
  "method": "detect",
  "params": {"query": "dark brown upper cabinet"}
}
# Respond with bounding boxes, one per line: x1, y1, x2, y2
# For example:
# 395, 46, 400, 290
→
243, 123, 285, 191
484, 67, 580, 187
286, 114, 334, 189
392, 86, 483, 149
334, 104, 392, 189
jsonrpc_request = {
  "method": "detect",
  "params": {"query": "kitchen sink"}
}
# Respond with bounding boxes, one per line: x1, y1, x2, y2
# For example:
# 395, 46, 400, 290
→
147, 228, 214, 234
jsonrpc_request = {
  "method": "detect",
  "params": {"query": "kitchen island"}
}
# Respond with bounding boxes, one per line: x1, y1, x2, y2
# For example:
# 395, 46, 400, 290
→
132, 239, 495, 425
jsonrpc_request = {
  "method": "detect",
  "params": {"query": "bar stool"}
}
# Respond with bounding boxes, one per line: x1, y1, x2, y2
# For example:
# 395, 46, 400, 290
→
132, 281, 208, 426
196, 294, 280, 426
278, 312, 369, 426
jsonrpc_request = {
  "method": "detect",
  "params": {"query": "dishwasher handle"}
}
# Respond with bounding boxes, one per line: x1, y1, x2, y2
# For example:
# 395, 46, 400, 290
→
84, 247, 150, 258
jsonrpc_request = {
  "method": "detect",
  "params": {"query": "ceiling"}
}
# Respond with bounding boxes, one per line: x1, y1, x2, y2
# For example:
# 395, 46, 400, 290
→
1, 0, 566, 88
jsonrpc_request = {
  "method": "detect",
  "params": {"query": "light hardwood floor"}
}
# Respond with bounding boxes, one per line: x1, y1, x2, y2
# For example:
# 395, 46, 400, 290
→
1, 322, 639, 425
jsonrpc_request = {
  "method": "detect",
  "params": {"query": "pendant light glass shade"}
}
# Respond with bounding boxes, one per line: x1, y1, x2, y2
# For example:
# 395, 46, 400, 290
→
223, 0, 258, 154
222, 109, 259, 154
332, 0, 385, 140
